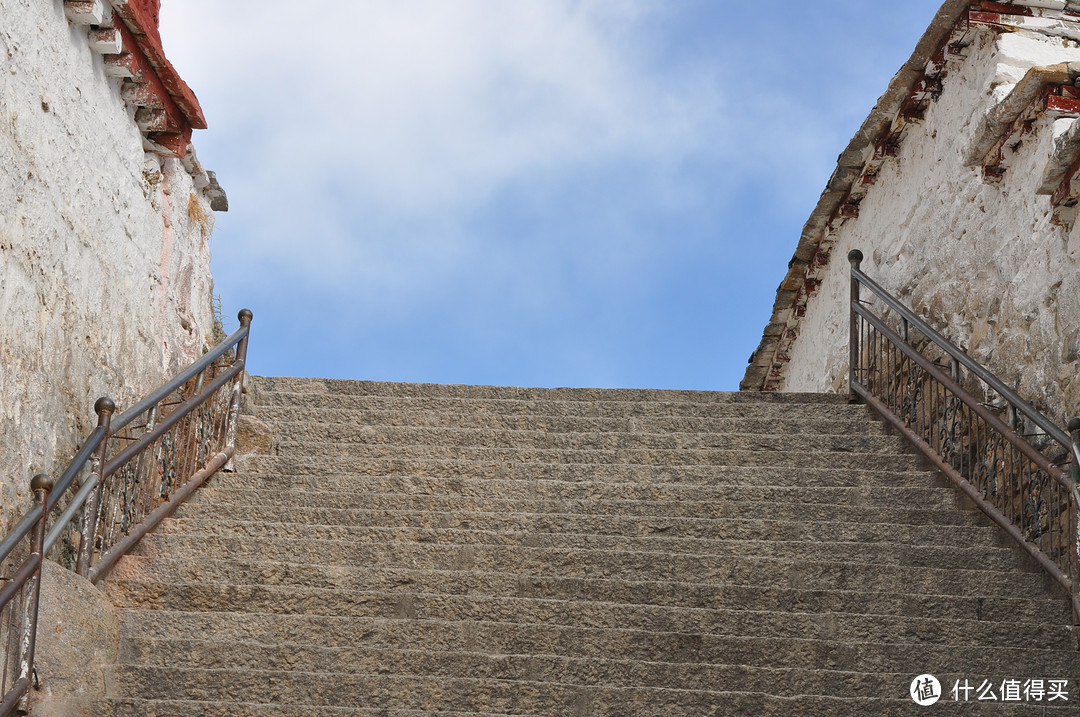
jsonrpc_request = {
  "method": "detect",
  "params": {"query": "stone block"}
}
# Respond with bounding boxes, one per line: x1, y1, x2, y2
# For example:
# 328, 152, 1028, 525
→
28, 560, 118, 717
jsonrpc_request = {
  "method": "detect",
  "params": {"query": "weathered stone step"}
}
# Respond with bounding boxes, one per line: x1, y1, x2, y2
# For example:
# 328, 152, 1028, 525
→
251, 377, 851, 404
122, 538, 1059, 600
104, 585, 1075, 648
108, 558, 1065, 622
248, 390, 870, 421
168, 500, 994, 535
118, 612, 1080, 675
217, 462, 945, 488
103, 665, 1080, 714
248, 424, 910, 454
149, 507, 1009, 547
144, 522, 1034, 574
102, 702, 518, 717
103, 645, 1060, 698
166, 501, 993, 535
262, 442, 925, 472
178, 485, 985, 523
248, 406, 888, 437
203, 474, 961, 509
97, 693, 1080, 717
118, 636, 1080, 686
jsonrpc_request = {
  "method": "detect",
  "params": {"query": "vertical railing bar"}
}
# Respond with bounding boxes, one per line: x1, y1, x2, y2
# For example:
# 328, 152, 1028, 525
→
75, 399, 114, 577
849, 251, 863, 402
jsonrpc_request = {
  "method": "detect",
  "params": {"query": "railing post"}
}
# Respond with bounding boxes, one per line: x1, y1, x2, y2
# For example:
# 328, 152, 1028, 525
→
223, 309, 253, 473
236, 309, 253, 378
1069, 418, 1080, 477
16, 474, 52, 714
76, 398, 114, 578
848, 249, 863, 403
1069, 418, 1080, 623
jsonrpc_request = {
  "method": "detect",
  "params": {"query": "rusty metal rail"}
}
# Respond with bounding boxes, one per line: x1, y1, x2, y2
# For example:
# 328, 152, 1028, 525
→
0, 309, 252, 715
847, 249, 1080, 622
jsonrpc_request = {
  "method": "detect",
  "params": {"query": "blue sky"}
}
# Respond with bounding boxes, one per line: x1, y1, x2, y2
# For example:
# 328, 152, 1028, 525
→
160, 0, 945, 390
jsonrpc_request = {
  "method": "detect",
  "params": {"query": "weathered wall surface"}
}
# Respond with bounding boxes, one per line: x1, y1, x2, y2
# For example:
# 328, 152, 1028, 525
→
782, 26, 1080, 429
0, 0, 217, 529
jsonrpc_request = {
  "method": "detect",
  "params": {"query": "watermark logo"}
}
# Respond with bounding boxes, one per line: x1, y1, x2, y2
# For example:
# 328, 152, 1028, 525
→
911, 674, 942, 706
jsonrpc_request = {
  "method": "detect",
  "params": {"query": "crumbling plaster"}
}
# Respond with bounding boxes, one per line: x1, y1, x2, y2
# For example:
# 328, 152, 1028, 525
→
782, 26, 1080, 428
0, 0, 216, 529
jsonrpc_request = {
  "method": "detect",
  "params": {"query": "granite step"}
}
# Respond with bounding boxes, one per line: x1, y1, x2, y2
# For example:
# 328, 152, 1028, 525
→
249, 423, 909, 454
112, 550, 1064, 606
140, 524, 1037, 573
107, 558, 1067, 622
172, 495, 986, 527
232, 457, 939, 486
104, 586, 1077, 649
248, 407, 889, 436
247, 390, 871, 421
103, 666, 1080, 715
251, 443, 926, 471
118, 611, 1080, 675
199, 474, 963, 509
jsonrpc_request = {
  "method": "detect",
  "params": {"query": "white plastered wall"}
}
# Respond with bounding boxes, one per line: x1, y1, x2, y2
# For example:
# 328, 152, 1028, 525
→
0, 0, 216, 528
783, 28, 1080, 428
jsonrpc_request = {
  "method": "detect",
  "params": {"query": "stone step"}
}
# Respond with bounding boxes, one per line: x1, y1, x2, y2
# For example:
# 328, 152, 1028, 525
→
103, 646, 1070, 699
259, 442, 926, 471
103, 665, 1080, 714
250, 377, 852, 404
248, 406, 888, 437
249, 423, 908, 454
104, 585, 1075, 649
118, 636, 1080, 684
97, 694, 1080, 717
175, 493, 986, 528
123, 538, 1060, 600
143, 522, 1036, 573
202, 473, 962, 509
248, 390, 870, 421
108, 558, 1066, 622
102, 702, 519, 717
144, 509, 1011, 550
118, 611, 1080, 675
217, 462, 945, 488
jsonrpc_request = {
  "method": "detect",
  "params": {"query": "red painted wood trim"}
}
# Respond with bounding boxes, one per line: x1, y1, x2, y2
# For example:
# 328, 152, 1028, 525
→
112, 19, 189, 137
1047, 94, 1080, 115
112, 0, 206, 129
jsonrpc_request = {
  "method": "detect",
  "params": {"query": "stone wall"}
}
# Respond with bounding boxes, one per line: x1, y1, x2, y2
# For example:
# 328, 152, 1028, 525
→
0, 0, 218, 530
751, 5, 1080, 432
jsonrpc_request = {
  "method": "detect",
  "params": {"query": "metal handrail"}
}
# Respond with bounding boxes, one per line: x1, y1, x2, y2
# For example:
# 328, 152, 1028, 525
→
109, 322, 250, 433
0, 429, 105, 566
852, 262, 1072, 449
0, 309, 252, 715
0, 321, 252, 568
848, 249, 1080, 622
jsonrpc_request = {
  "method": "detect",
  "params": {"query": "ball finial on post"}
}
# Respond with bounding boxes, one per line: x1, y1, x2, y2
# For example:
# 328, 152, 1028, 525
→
238, 309, 253, 326
31, 474, 54, 495
848, 249, 863, 267
94, 397, 116, 416
1068, 417, 1080, 434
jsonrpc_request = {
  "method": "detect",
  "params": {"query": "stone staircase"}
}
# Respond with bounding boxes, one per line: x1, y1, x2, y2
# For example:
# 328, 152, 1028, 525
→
95, 377, 1078, 714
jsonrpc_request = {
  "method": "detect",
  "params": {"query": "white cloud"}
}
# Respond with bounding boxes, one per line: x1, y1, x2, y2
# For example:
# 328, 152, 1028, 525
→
159, 0, 730, 296
163, 0, 722, 208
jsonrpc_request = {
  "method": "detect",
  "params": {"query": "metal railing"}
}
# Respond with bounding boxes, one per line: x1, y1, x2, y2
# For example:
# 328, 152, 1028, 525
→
0, 309, 251, 714
847, 249, 1080, 622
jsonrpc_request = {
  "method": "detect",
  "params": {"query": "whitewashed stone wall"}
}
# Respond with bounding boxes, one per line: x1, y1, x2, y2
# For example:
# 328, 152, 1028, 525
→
0, 0, 216, 529
783, 27, 1080, 428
